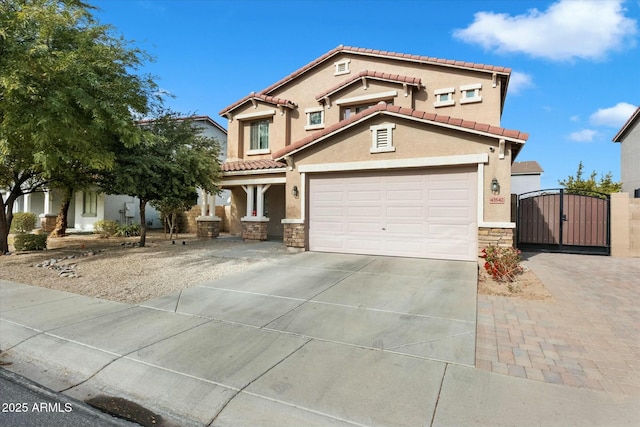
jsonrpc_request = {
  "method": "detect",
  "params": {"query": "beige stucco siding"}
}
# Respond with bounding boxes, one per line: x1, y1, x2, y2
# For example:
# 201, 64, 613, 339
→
286, 116, 513, 224
224, 53, 506, 163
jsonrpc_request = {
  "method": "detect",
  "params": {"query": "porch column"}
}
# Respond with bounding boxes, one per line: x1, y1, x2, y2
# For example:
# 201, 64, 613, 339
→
22, 193, 30, 213
256, 184, 271, 218
209, 192, 215, 217
44, 191, 53, 214
39, 190, 58, 232
200, 189, 207, 216
243, 185, 255, 217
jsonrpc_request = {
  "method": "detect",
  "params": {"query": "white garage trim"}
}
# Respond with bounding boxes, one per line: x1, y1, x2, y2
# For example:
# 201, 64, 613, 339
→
298, 153, 488, 173
309, 167, 478, 260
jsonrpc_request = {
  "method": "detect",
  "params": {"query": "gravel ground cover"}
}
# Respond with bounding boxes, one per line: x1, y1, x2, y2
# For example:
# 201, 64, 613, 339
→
1, 231, 285, 304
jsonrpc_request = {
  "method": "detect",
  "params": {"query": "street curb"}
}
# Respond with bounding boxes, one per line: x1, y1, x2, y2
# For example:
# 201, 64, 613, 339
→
0, 368, 138, 426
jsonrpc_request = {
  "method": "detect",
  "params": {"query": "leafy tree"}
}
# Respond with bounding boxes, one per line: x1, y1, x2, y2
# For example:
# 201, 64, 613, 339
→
558, 161, 622, 195
99, 112, 222, 247
151, 193, 197, 240
0, 0, 158, 253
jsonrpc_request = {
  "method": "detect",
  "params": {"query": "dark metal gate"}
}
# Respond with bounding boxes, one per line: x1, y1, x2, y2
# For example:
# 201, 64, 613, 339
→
517, 189, 610, 255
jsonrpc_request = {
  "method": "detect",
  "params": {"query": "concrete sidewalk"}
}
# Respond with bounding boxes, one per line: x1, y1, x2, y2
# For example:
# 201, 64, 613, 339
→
1, 252, 638, 426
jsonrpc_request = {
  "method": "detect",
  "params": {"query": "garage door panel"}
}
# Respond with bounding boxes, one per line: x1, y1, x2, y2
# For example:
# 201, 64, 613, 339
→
386, 206, 423, 218
348, 191, 381, 202
385, 189, 424, 201
347, 222, 383, 233
309, 168, 477, 260
385, 222, 423, 234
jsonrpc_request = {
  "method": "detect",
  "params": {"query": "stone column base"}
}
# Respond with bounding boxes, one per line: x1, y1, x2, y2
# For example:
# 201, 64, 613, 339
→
241, 218, 269, 241
283, 221, 305, 248
39, 214, 58, 233
478, 227, 514, 255
196, 216, 221, 238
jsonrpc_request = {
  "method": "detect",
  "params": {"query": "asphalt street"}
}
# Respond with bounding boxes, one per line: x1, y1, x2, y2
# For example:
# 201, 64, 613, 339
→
0, 369, 136, 427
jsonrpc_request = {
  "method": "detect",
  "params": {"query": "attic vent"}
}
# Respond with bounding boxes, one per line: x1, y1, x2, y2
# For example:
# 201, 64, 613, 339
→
376, 129, 390, 148
370, 123, 396, 154
334, 59, 351, 76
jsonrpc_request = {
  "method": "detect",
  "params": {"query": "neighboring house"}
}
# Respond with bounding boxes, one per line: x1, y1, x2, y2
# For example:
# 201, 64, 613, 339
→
613, 106, 640, 196
510, 161, 544, 195
217, 45, 528, 261
8, 115, 228, 232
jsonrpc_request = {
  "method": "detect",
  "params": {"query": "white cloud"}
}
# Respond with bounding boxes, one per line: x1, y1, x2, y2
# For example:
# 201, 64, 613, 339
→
569, 129, 598, 142
589, 102, 638, 127
507, 71, 534, 95
453, 0, 637, 61
570, 115, 580, 122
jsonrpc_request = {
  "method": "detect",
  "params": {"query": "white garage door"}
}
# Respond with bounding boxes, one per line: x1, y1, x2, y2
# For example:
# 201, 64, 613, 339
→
308, 167, 477, 261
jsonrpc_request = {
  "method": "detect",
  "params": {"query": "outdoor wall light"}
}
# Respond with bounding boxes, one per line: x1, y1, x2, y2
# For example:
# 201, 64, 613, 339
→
491, 178, 501, 195
292, 185, 299, 198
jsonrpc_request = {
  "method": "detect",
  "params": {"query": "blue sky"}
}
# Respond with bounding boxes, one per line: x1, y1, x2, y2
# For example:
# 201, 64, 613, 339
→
91, 0, 639, 189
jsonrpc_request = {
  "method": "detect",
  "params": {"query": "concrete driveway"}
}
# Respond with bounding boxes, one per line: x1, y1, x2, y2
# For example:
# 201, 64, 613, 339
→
1, 251, 478, 426
143, 252, 478, 365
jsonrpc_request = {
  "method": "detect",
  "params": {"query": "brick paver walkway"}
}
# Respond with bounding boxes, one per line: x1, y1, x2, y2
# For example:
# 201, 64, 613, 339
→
476, 252, 640, 397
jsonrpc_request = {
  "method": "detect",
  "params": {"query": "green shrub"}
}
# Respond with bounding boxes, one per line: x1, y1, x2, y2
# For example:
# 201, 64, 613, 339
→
480, 245, 523, 283
13, 233, 47, 251
10, 212, 38, 233
93, 220, 119, 238
115, 223, 141, 237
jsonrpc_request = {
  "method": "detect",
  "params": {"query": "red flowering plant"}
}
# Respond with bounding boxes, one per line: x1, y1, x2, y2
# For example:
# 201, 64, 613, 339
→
480, 245, 523, 283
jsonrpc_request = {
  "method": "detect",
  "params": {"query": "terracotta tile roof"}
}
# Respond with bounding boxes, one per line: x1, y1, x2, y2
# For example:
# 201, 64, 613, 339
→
316, 70, 422, 101
512, 161, 544, 174
219, 45, 511, 116
273, 102, 528, 159
222, 159, 286, 172
613, 106, 640, 142
260, 45, 510, 96
219, 92, 297, 116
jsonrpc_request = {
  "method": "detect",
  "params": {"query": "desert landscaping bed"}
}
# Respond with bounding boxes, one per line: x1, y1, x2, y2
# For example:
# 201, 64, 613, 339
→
0, 231, 286, 304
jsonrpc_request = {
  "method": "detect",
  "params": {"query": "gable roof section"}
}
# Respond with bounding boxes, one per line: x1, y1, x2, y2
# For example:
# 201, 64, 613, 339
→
222, 159, 286, 173
613, 106, 640, 142
137, 115, 227, 134
316, 70, 422, 101
220, 45, 511, 116
511, 161, 543, 175
220, 93, 297, 117
273, 103, 528, 160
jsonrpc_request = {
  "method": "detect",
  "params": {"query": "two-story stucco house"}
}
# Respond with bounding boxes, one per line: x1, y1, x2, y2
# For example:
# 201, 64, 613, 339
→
613, 106, 640, 196
218, 46, 528, 261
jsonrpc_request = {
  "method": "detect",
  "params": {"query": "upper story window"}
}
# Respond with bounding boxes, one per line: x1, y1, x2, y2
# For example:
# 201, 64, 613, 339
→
434, 87, 455, 107
249, 119, 269, 153
342, 103, 375, 120
370, 123, 396, 154
460, 83, 482, 104
304, 107, 324, 130
334, 59, 351, 76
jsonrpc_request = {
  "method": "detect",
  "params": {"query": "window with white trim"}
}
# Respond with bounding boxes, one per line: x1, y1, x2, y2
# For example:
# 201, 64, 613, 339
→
334, 59, 350, 76
460, 83, 482, 104
304, 107, 324, 130
370, 123, 396, 153
434, 87, 455, 107
249, 119, 269, 152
